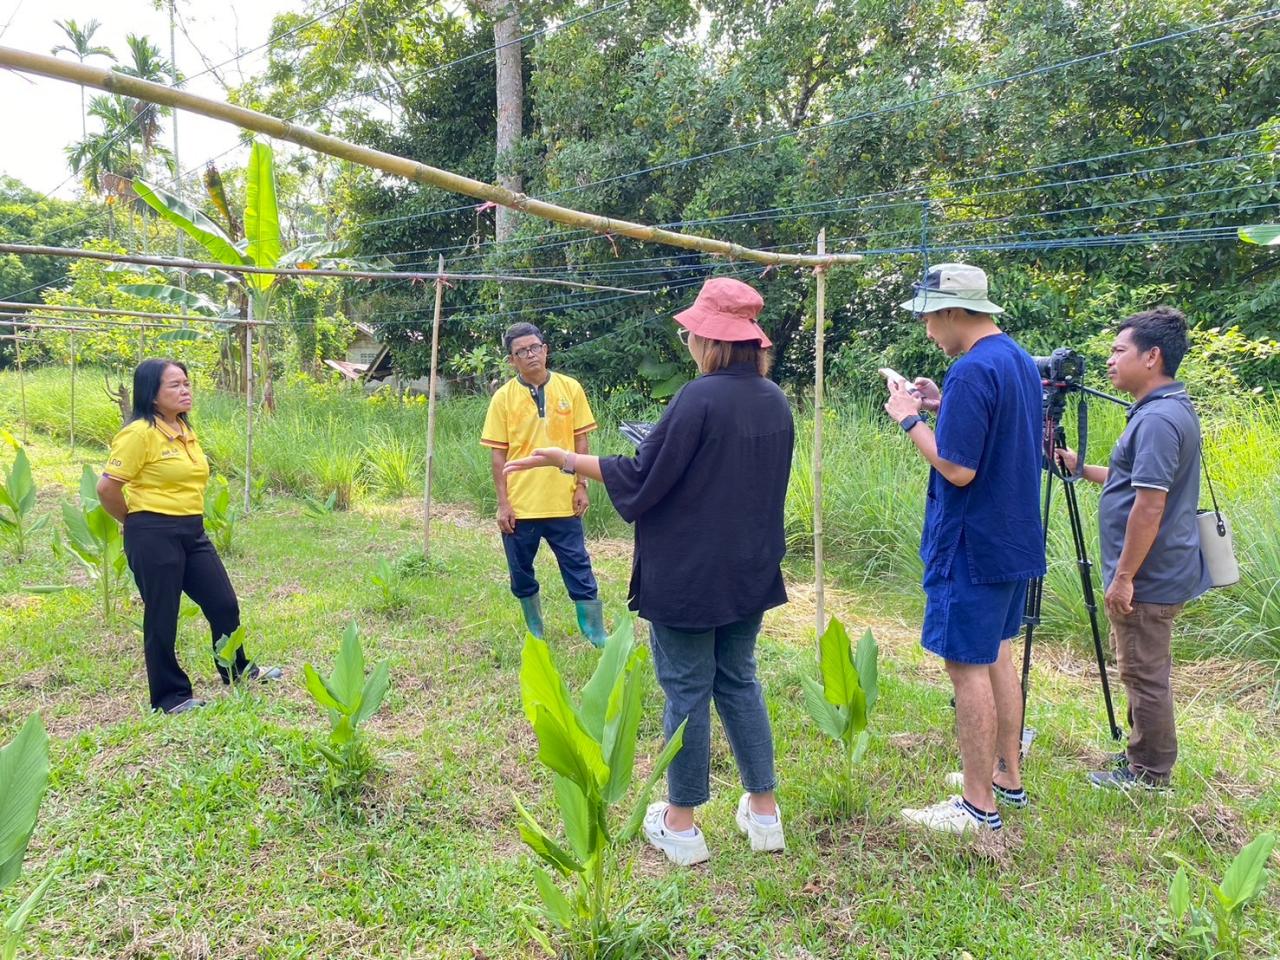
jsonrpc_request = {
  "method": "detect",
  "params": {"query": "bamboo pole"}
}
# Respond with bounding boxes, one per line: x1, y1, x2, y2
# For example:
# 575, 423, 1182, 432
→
423, 255, 447, 560
70, 332, 76, 451
0, 49, 862, 269
0, 300, 266, 325
14, 331, 27, 444
0, 246, 649, 292
0, 319, 101, 333
1, 314, 180, 330
813, 229, 827, 640
244, 302, 254, 514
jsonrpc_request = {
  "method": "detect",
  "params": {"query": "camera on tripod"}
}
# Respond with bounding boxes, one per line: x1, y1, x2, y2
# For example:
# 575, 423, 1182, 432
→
1033, 347, 1087, 421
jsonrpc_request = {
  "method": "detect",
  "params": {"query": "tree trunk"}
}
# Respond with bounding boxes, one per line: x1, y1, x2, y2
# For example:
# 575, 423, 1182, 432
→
490, 2, 523, 243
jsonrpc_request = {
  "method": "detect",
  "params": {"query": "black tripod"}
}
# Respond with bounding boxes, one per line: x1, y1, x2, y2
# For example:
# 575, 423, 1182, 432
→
1020, 384, 1128, 745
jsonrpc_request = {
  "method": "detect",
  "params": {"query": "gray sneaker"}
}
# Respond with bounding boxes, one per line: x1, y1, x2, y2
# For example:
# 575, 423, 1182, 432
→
165, 697, 206, 715
1088, 767, 1170, 792
244, 663, 284, 683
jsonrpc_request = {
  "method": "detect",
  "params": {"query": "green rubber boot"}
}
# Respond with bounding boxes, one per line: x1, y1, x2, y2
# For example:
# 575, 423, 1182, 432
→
575, 599, 607, 649
519, 593, 544, 638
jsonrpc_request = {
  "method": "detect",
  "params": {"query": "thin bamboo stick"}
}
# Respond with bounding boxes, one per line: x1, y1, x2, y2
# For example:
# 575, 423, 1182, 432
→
813, 229, 827, 640
0, 300, 262, 325
244, 304, 254, 514
0, 49, 862, 269
70, 332, 76, 451
14, 331, 27, 444
0, 245, 650, 292
423, 255, 446, 560
0, 320, 100, 333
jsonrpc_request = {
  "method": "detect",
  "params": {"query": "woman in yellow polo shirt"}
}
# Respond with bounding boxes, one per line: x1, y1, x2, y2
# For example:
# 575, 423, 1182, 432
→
96, 359, 281, 714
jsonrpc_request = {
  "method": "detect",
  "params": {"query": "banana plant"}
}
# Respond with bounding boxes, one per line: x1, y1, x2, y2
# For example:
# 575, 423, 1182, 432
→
802, 618, 879, 800
514, 619, 685, 959
302, 623, 391, 795
133, 141, 372, 406
1165, 832, 1276, 960
38, 466, 127, 620
0, 437, 48, 560
202, 474, 239, 555
0, 713, 55, 960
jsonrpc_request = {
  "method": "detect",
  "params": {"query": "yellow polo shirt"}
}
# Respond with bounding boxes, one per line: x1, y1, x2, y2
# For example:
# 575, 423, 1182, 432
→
104, 419, 210, 516
481, 372, 597, 519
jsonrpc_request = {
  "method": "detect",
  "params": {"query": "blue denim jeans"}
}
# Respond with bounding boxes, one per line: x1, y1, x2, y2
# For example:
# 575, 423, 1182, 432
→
648, 614, 777, 807
501, 516, 598, 601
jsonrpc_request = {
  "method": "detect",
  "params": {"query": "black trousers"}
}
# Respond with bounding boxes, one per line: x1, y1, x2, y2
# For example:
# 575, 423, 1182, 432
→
123, 512, 248, 711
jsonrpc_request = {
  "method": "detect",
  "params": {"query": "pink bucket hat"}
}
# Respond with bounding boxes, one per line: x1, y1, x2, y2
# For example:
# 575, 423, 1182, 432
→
674, 277, 772, 348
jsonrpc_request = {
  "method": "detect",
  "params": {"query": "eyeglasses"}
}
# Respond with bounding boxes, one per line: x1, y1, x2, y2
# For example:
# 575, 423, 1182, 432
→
677, 328, 690, 345
512, 343, 546, 360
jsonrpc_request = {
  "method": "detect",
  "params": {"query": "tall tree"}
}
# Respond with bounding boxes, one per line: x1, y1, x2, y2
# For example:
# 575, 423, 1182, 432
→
50, 18, 116, 140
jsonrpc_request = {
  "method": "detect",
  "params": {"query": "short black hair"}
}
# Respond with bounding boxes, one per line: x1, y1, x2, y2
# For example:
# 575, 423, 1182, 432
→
503, 322, 544, 355
130, 358, 191, 427
1117, 306, 1189, 376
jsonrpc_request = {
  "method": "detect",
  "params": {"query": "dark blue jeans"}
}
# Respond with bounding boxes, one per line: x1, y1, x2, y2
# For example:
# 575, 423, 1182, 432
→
501, 516, 598, 601
648, 614, 777, 807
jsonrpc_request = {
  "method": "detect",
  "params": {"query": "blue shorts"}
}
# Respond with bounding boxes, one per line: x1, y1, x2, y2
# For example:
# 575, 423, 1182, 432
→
922, 549, 1028, 666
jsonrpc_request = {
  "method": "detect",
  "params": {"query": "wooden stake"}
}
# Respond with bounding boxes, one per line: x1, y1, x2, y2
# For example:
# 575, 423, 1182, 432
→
423, 255, 446, 560
70, 332, 76, 451
14, 331, 27, 444
0, 49, 862, 269
813, 229, 827, 640
244, 303, 254, 514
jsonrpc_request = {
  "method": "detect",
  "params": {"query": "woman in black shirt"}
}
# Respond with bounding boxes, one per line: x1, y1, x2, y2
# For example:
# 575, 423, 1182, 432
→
504, 277, 794, 865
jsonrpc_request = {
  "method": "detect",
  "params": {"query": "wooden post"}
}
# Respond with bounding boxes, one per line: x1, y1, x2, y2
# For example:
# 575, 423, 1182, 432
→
69, 332, 77, 450
423, 255, 447, 559
813, 229, 827, 640
244, 303, 254, 514
15, 330, 27, 444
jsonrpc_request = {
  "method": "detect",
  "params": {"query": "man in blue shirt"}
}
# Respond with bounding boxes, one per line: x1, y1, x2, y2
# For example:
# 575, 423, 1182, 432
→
885, 263, 1046, 834
1058, 307, 1210, 790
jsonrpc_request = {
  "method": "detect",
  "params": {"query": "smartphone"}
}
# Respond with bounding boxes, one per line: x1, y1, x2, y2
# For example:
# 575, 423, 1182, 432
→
879, 367, 922, 396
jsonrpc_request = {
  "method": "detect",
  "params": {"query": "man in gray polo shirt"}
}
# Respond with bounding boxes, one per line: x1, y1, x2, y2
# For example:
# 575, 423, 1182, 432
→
1061, 306, 1210, 789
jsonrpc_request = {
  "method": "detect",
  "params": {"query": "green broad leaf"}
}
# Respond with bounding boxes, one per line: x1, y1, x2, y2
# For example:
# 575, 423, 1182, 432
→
330, 622, 366, 707
801, 676, 849, 741
530, 864, 575, 929
27, 515, 49, 536
601, 657, 646, 804
1169, 866, 1190, 922
10, 448, 36, 514
1239, 224, 1280, 246
215, 626, 246, 671
637, 356, 677, 381
134, 179, 249, 269
519, 635, 589, 738
244, 141, 282, 292
302, 663, 344, 712
116, 284, 222, 315
276, 240, 352, 268
0, 714, 50, 890
851, 729, 871, 763
513, 795, 584, 876
2, 867, 57, 937
85, 505, 117, 550
530, 705, 607, 795
650, 371, 690, 400
351, 661, 390, 730
817, 619, 860, 706
1217, 832, 1276, 910
157, 329, 206, 343
553, 774, 595, 863
77, 465, 99, 511
22, 585, 75, 595
315, 743, 345, 766
580, 619, 635, 739
618, 720, 687, 844
855, 629, 879, 713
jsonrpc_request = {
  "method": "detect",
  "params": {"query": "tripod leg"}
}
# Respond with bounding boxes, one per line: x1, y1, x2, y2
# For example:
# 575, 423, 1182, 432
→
1061, 475, 1124, 742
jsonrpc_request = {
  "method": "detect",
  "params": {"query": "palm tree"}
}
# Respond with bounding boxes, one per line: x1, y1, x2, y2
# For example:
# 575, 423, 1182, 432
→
119, 34, 173, 173
50, 19, 115, 140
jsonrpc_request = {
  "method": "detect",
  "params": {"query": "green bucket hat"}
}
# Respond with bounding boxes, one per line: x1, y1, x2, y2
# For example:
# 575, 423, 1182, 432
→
899, 262, 1004, 315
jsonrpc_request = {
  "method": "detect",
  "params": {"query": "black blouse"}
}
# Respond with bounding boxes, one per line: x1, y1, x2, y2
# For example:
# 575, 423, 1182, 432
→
599, 362, 794, 630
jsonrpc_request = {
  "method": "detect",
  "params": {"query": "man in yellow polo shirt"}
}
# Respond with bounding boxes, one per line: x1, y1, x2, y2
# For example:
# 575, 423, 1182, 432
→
481, 322, 606, 646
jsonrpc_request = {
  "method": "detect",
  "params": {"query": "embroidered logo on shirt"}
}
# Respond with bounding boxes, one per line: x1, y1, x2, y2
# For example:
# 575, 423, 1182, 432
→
557, 398, 572, 414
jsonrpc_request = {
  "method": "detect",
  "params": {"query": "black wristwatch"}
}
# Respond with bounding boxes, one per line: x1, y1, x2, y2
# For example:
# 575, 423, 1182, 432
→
899, 414, 924, 434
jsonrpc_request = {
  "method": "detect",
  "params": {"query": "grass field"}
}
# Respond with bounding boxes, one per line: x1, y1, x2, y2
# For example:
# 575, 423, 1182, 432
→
2, 423, 1278, 959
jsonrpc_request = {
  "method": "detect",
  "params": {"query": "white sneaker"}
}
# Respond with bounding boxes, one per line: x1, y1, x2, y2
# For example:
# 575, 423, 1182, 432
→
735, 793, 785, 852
901, 795, 999, 834
642, 802, 710, 866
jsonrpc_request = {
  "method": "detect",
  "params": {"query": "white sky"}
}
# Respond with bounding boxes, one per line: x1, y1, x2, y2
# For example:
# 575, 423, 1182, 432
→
0, 0, 301, 198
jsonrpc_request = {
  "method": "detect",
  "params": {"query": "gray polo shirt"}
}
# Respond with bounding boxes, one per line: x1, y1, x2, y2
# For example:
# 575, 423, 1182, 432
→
1099, 382, 1211, 604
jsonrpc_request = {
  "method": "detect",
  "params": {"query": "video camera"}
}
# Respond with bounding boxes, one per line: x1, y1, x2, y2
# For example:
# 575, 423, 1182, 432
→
1032, 347, 1087, 423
